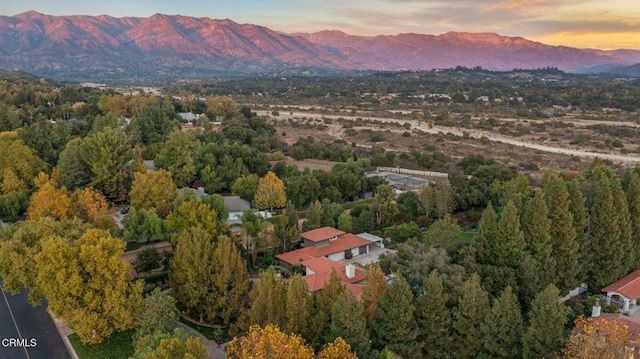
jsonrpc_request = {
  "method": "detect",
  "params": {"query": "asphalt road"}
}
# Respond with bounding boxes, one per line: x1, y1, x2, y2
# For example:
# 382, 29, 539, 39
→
0, 281, 71, 359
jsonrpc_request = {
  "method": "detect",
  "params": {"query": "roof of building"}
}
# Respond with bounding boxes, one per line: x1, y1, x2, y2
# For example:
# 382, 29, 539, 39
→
593, 313, 640, 336
300, 257, 345, 274
300, 226, 345, 242
602, 269, 640, 299
142, 160, 157, 171
357, 233, 384, 242
303, 266, 367, 292
177, 187, 207, 198
276, 250, 316, 266
178, 112, 202, 121
276, 234, 371, 266
223, 196, 251, 212
345, 283, 365, 300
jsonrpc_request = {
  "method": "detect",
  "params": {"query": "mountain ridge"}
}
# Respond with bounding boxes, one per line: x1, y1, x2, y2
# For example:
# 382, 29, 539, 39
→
0, 11, 638, 79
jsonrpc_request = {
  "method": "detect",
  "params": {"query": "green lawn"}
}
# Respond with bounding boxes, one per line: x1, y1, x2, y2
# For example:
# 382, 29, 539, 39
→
68, 329, 135, 359
463, 231, 477, 242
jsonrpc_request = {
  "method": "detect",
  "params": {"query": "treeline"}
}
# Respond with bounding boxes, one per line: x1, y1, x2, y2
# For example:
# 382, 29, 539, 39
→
168, 68, 640, 111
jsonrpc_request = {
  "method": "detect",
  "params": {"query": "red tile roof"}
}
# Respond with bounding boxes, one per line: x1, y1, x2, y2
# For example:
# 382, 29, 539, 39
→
594, 313, 640, 336
301, 257, 345, 274
602, 269, 640, 299
345, 283, 365, 300
276, 234, 371, 266
303, 266, 367, 292
300, 226, 345, 242
276, 250, 316, 266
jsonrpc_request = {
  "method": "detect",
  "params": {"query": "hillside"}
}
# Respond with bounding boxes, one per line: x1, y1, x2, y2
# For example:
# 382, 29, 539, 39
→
0, 11, 639, 79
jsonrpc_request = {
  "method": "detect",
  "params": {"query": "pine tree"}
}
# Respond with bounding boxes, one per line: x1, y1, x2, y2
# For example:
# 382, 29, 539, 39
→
274, 203, 299, 253
310, 271, 345, 350
330, 291, 371, 359
284, 274, 314, 338
474, 202, 499, 265
361, 264, 388, 326
372, 275, 420, 358
613, 181, 634, 273
302, 200, 322, 232
625, 171, 640, 268
246, 267, 287, 329
521, 191, 555, 290
454, 273, 489, 359
543, 174, 579, 293
522, 284, 570, 359
567, 180, 589, 282
415, 271, 452, 359
589, 183, 625, 289
494, 200, 526, 268
480, 286, 523, 359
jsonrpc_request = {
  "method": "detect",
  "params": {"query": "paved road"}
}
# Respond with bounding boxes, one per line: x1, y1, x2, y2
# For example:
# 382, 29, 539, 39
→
0, 281, 71, 359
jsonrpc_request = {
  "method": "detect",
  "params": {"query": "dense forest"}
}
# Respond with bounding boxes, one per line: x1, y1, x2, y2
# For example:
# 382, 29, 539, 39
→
1, 72, 640, 358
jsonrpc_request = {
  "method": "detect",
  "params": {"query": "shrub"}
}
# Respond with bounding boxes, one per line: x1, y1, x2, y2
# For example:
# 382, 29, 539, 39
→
134, 247, 161, 273
142, 271, 169, 285
370, 133, 385, 142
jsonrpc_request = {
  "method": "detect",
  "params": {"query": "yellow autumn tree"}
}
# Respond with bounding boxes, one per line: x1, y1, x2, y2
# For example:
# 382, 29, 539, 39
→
70, 187, 115, 229
254, 171, 286, 213
35, 229, 143, 344
317, 337, 358, 359
0, 133, 47, 188
26, 172, 72, 220
129, 169, 178, 218
226, 325, 315, 359
2, 169, 25, 194
143, 333, 211, 359
564, 315, 638, 359
167, 200, 221, 241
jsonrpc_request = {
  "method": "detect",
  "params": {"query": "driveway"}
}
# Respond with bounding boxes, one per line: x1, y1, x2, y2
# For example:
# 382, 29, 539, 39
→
0, 281, 71, 359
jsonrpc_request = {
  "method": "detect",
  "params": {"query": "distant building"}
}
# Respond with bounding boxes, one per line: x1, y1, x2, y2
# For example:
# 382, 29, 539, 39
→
223, 196, 252, 224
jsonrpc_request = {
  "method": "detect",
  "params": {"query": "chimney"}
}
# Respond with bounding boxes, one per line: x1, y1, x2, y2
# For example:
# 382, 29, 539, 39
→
592, 298, 601, 317
346, 264, 356, 279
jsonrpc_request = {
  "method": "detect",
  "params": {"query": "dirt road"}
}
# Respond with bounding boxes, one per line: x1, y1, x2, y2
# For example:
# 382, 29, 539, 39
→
260, 110, 640, 164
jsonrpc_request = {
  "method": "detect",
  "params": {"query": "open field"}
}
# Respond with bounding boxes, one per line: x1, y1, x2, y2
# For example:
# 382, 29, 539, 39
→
258, 107, 640, 173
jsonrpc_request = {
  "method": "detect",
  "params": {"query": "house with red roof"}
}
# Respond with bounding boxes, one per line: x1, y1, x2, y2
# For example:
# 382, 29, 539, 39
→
276, 227, 374, 297
602, 269, 640, 313
277, 227, 373, 269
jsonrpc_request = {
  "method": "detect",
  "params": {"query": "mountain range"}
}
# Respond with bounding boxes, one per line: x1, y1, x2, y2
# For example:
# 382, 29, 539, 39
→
0, 11, 639, 80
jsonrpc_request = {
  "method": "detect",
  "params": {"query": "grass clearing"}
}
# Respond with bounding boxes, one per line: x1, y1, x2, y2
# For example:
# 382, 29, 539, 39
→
68, 328, 135, 359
